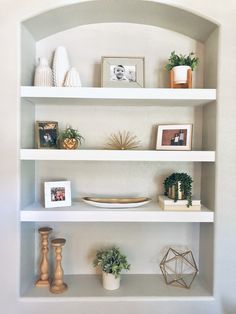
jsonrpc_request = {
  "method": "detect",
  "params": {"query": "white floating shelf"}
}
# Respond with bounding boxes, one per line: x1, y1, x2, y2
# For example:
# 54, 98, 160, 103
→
20, 149, 215, 162
21, 274, 213, 301
21, 202, 214, 223
21, 86, 216, 106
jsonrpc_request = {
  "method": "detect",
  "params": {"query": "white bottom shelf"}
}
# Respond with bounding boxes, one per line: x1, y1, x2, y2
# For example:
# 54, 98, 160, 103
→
20, 274, 213, 301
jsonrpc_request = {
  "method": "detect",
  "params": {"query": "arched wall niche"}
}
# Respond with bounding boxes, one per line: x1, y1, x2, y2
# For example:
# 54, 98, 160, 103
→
22, 0, 218, 42
21, 0, 219, 88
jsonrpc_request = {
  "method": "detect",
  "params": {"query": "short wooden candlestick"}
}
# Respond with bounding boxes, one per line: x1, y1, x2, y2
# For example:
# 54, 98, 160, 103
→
170, 69, 192, 88
50, 238, 68, 294
35, 227, 53, 287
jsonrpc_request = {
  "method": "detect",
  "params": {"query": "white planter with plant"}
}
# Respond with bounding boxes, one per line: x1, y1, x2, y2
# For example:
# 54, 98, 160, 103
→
93, 246, 130, 290
165, 51, 199, 84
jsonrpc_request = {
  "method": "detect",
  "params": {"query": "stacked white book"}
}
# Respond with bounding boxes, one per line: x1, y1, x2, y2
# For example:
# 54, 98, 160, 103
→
158, 195, 201, 211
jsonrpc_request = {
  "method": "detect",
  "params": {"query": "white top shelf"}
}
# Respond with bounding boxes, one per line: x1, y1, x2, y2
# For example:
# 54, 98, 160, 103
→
21, 201, 214, 223
21, 87, 216, 106
20, 149, 215, 162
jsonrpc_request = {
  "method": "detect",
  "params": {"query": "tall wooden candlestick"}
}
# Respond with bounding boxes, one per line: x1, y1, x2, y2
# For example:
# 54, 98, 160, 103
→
50, 238, 68, 294
35, 227, 53, 287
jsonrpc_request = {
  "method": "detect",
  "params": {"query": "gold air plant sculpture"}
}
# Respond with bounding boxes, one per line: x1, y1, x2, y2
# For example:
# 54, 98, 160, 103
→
106, 131, 141, 150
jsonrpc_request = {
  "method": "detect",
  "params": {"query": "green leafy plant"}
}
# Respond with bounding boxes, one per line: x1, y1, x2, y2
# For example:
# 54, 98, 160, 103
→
163, 172, 193, 207
58, 125, 84, 144
165, 51, 199, 71
93, 246, 130, 278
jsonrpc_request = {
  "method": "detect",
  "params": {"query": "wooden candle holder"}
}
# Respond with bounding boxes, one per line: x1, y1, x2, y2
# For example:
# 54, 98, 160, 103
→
35, 227, 53, 287
170, 69, 192, 88
50, 238, 68, 294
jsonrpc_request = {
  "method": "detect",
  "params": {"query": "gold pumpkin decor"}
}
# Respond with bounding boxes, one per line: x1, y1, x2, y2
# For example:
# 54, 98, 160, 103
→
58, 126, 84, 150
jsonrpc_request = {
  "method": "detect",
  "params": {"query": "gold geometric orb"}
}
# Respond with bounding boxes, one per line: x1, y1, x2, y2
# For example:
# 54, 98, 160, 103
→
106, 131, 141, 150
160, 248, 198, 289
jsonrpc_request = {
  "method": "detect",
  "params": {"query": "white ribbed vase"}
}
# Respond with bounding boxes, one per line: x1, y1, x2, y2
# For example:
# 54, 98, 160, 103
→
34, 58, 53, 86
64, 67, 82, 87
52, 46, 70, 87
102, 272, 120, 290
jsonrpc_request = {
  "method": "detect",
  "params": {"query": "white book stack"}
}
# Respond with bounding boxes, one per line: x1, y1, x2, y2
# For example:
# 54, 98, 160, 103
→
158, 195, 201, 211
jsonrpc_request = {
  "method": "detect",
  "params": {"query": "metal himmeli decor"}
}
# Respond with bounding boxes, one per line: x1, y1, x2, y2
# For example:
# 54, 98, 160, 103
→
160, 248, 198, 289
106, 131, 141, 150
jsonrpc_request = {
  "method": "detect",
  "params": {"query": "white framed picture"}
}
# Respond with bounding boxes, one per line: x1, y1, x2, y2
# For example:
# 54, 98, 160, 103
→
156, 124, 193, 151
44, 181, 71, 208
101, 56, 145, 88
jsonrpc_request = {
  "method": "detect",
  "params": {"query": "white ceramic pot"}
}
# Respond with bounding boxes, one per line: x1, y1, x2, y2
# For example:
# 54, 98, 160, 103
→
34, 57, 53, 86
64, 67, 82, 87
102, 272, 120, 290
172, 65, 191, 84
52, 46, 70, 87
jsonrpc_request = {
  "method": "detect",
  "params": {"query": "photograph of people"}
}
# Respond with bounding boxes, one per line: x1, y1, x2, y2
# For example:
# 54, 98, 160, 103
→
51, 187, 66, 202
110, 65, 136, 82
111, 65, 129, 81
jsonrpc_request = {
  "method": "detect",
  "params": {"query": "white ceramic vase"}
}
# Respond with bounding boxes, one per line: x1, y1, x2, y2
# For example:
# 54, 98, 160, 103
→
172, 65, 191, 84
64, 67, 82, 87
52, 46, 70, 87
34, 57, 53, 86
102, 272, 120, 290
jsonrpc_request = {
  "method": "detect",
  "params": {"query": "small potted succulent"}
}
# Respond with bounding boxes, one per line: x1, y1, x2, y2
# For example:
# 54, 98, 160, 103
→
58, 125, 84, 149
163, 172, 193, 207
165, 51, 199, 85
93, 246, 130, 290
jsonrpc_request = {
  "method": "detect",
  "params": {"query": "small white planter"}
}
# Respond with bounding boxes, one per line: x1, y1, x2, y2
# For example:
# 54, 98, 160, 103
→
102, 272, 120, 290
172, 65, 191, 84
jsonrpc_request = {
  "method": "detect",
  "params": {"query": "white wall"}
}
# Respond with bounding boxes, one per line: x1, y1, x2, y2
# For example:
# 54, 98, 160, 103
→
1, 1, 236, 314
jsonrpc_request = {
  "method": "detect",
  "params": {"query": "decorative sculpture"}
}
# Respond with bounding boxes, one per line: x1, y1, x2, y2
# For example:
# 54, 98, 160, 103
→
160, 247, 198, 289
50, 238, 68, 294
34, 57, 53, 87
106, 131, 141, 150
35, 227, 53, 287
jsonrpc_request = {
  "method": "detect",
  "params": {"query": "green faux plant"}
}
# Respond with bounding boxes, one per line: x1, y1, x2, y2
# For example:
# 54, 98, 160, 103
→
93, 246, 130, 278
165, 51, 199, 71
163, 172, 193, 207
58, 125, 84, 143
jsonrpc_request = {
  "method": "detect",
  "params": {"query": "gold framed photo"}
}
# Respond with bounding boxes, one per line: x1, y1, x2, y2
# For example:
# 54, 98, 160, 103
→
101, 56, 145, 88
35, 121, 59, 149
156, 124, 193, 151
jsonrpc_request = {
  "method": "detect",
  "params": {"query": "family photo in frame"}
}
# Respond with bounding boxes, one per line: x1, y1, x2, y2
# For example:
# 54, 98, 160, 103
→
156, 124, 193, 151
35, 121, 59, 149
101, 56, 145, 88
44, 181, 71, 208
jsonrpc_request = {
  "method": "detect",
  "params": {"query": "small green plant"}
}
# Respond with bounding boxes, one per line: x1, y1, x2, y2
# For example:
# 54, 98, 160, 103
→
58, 125, 84, 144
165, 51, 199, 71
163, 172, 193, 207
93, 246, 130, 278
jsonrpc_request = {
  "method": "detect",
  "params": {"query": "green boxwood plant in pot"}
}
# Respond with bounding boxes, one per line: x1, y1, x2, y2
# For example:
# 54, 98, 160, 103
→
58, 126, 84, 150
93, 246, 130, 290
163, 172, 193, 207
165, 51, 199, 84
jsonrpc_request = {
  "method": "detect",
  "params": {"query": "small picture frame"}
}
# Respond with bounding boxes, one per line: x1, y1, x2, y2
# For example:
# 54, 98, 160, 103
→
101, 56, 145, 88
44, 181, 71, 208
35, 121, 59, 149
156, 124, 193, 151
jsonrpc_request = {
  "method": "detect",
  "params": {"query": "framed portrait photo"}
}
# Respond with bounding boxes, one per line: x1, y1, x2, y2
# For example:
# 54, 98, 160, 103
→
156, 124, 193, 151
101, 56, 145, 88
35, 121, 59, 149
44, 181, 71, 208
